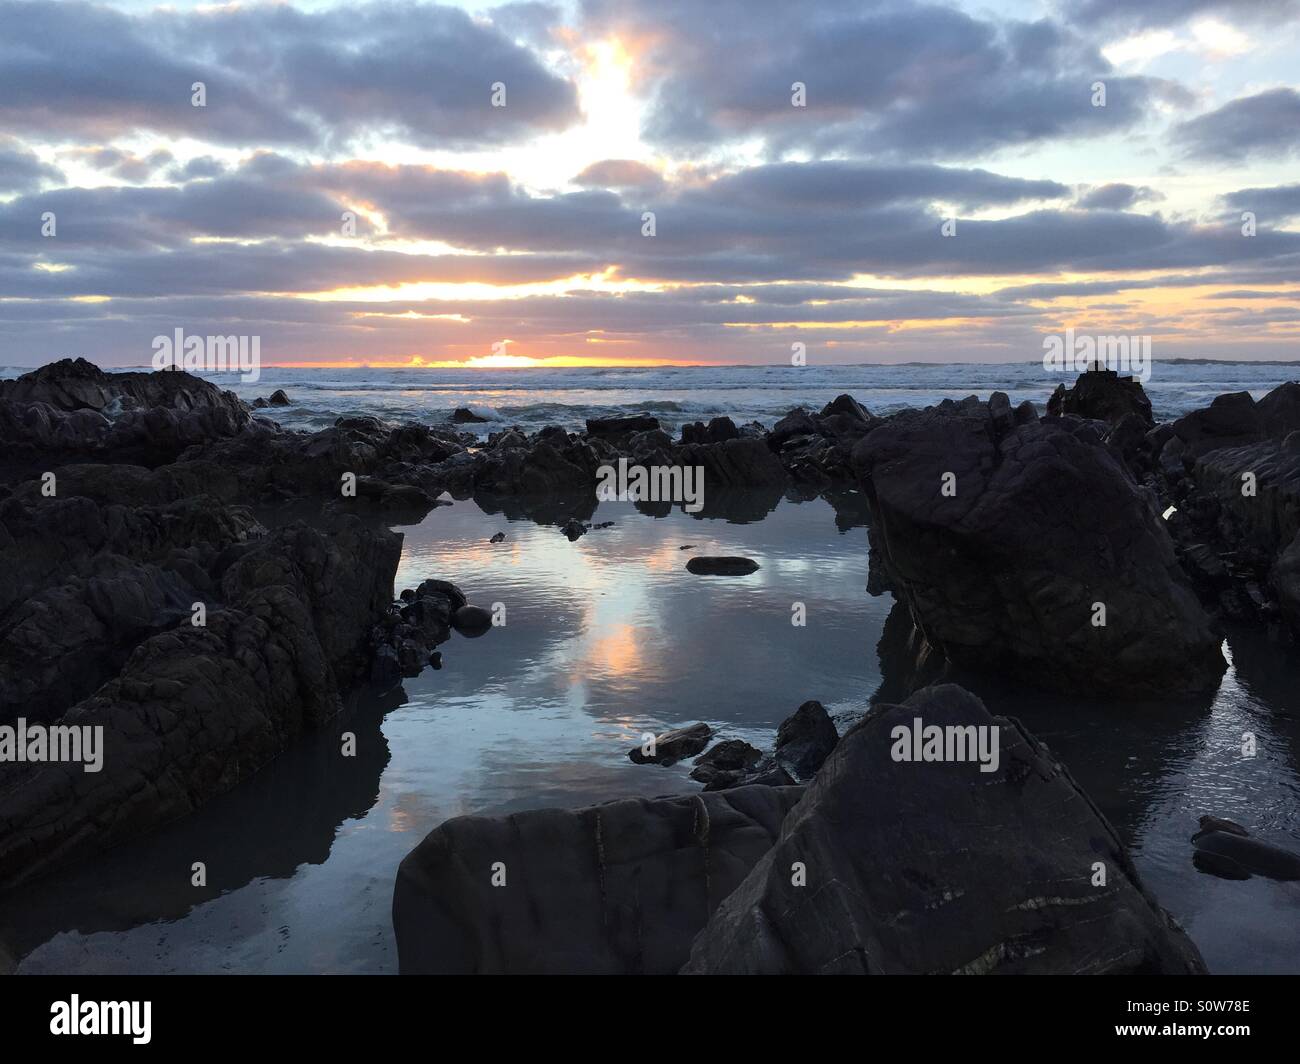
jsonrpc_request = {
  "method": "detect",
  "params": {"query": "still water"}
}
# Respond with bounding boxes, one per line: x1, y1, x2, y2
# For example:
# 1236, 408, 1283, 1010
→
4, 491, 1298, 973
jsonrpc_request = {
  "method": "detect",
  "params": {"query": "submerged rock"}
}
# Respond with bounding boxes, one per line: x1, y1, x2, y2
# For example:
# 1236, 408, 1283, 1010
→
451, 604, 493, 636
628, 722, 713, 766
392, 785, 803, 974
685, 556, 760, 576
683, 684, 1207, 975
1192, 816, 1300, 882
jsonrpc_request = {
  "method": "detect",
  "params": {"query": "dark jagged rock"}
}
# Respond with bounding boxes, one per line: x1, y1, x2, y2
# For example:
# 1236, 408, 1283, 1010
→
851, 397, 1224, 697
682, 684, 1207, 975
694, 739, 763, 772
415, 579, 467, 611
392, 784, 803, 974
769, 408, 819, 449
1171, 392, 1264, 459
1258, 382, 1300, 438
628, 722, 712, 766
773, 700, 839, 782
0, 358, 248, 420
674, 437, 786, 488
1046, 369, 1153, 428
689, 739, 763, 788
685, 556, 760, 576
451, 408, 489, 424
0, 516, 401, 888
473, 440, 592, 497
680, 416, 730, 442
586, 414, 660, 436
819, 394, 872, 423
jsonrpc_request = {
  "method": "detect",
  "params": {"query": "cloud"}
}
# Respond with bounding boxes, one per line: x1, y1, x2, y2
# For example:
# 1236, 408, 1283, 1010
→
1174, 88, 1300, 161
1221, 182, 1300, 222
580, 0, 1192, 159
59, 147, 175, 183
1060, 0, 1300, 32
1076, 182, 1164, 209
0, 137, 63, 194
573, 159, 666, 193
0, 0, 580, 150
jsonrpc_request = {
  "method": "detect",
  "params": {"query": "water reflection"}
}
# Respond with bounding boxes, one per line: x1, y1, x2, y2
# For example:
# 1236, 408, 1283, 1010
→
4, 492, 1298, 973
4, 491, 881, 973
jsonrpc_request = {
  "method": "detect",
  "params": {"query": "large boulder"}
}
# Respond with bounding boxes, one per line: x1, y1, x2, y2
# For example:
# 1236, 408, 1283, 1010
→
392, 785, 803, 974
1047, 369, 1153, 428
851, 398, 1224, 696
683, 684, 1207, 975
1170, 392, 1264, 459
773, 700, 838, 782
0, 517, 401, 887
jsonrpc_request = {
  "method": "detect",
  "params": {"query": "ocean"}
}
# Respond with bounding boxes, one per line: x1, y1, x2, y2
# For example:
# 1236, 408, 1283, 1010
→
2, 360, 1289, 434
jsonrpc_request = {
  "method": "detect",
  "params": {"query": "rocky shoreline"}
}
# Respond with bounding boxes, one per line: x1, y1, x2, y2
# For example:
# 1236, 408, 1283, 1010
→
3, 358, 1299, 971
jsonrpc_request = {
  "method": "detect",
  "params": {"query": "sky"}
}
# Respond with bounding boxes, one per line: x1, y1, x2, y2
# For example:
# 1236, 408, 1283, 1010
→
0, 0, 1298, 369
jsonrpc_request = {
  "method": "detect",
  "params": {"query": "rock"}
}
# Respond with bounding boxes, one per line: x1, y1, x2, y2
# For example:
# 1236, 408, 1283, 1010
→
1272, 531, 1300, 628
1046, 370, 1153, 428
1171, 392, 1264, 459
451, 604, 493, 635
682, 684, 1207, 975
773, 700, 839, 782
686, 556, 760, 576
489, 532, 505, 543
586, 414, 660, 436
0, 518, 401, 888
628, 722, 713, 766
452, 408, 489, 424
474, 440, 591, 497
769, 407, 820, 449
744, 759, 796, 787
415, 579, 467, 610
1257, 381, 1300, 439
675, 437, 787, 488
706, 416, 739, 442
492, 429, 529, 451
1014, 399, 1038, 425
1192, 817, 1300, 881
851, 398, 1224, 697
819, 394, 872, 423
371, 644, 401, 685
267, 389, 291, 406
694, 739, 763, 772
392, 784, 803, 973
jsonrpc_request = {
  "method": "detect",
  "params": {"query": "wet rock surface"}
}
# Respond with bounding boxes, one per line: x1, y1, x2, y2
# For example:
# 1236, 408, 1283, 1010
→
682, 684, 1207, 975
392, 784, 803, 974
852, 391, 1225, 696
